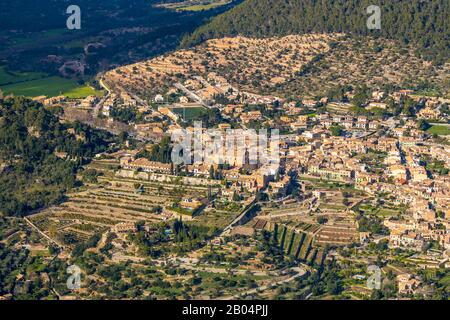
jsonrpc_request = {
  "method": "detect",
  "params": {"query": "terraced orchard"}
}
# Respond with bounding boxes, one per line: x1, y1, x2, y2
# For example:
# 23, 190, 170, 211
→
265, 222, 325, 266
27, 154, 216, 248
28, 185, 170, 247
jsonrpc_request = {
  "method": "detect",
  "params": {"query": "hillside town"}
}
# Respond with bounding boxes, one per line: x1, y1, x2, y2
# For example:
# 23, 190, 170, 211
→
1, 0, 450, 308
22, 55, 449, 300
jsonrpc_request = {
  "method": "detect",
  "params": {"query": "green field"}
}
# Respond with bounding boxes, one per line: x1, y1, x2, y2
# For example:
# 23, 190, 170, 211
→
171, 107, 207, 121
63, 36, 105, 50
5, 29, 70, 47
427, 125, 450, 136
0, 67, 48, 86
0, 76, 104, 98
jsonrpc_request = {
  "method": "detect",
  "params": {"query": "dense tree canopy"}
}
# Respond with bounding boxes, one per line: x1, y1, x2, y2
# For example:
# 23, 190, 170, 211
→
0, 97, 115, 216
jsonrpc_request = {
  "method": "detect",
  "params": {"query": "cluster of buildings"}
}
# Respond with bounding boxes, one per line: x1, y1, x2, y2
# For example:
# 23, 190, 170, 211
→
120, 157, 173, 175
49, 65, 449, 277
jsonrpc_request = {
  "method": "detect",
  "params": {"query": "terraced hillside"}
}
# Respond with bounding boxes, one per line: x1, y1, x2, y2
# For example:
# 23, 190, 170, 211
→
28, 186, 168, 247
103, 34, 338, 99
267, 222, 325, 266
105, 34, 450, 100
314, 221, 359, 247
26, 158, 237, 248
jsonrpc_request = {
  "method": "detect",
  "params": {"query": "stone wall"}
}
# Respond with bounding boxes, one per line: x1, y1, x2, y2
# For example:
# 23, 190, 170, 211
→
115, 169, 221, 187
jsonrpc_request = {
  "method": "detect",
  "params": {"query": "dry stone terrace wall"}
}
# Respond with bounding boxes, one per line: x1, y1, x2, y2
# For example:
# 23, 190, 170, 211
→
115, 169, 222, 187
314, 222, 359, 246
27, 186, 169, 247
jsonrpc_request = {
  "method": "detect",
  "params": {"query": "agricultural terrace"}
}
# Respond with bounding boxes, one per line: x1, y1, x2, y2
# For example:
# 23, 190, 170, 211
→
27, 185, 168, 247
28, 157, 249, 248
248, 220, 326, 267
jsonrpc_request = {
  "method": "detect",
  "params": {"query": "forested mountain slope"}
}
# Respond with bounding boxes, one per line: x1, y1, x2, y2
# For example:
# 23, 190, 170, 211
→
182, 0, 450, 64
0, 97, 115, 216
